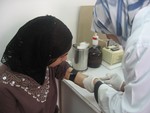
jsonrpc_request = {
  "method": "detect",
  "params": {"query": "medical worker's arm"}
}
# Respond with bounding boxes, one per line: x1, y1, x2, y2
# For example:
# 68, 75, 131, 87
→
100, 73, 125, 91
82, 76, 123, 113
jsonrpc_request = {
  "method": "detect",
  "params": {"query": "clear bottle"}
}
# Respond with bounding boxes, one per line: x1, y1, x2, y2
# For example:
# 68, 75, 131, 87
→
88, 33, 102, 68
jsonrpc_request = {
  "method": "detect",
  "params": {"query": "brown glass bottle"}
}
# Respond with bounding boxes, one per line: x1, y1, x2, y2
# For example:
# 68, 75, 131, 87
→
88, 33, 102, 68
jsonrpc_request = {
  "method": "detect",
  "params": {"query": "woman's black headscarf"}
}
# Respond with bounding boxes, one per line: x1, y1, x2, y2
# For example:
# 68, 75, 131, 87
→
1, 15, 73, 85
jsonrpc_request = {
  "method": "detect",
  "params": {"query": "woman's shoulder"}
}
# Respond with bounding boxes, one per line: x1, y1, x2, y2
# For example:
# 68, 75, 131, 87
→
0, 64, 9, 74
0, 65, 12, 92
0, 65, 36, 89
0, 64, 10, 83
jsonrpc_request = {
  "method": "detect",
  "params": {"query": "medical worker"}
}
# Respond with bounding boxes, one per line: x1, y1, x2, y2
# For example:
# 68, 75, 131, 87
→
83, 0, 150, 113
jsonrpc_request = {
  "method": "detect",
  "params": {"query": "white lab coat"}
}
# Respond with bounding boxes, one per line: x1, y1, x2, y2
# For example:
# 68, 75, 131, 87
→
96, 5, 150, 113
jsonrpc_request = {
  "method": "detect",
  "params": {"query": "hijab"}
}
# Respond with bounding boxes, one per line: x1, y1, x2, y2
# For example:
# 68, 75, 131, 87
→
1, 15, 73, 85
92, 0, 150, 46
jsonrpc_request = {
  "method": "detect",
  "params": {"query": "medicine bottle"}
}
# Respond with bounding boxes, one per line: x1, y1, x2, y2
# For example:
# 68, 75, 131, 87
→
88, 33, 102, 68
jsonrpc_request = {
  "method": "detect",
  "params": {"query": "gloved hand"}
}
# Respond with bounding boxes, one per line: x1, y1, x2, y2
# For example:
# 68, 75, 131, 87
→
100, 73, 124, 91
83, 76, 98, 93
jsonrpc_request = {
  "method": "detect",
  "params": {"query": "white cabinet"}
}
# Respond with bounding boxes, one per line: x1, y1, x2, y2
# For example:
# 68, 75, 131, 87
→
60, 80, 100, 113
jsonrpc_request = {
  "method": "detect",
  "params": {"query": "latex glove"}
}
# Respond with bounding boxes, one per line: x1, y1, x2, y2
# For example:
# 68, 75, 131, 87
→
100, 73, 124, 91
83, 76, 97, 93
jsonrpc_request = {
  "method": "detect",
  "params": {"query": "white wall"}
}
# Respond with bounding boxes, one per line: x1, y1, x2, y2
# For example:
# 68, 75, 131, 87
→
0, 0, 96, 63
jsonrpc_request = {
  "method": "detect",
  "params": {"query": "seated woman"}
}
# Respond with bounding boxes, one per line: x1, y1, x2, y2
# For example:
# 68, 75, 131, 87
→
0, 15, 87, 113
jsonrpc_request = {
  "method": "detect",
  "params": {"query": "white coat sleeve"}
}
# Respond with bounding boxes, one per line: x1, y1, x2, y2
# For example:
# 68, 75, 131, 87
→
94, 83, 123, 113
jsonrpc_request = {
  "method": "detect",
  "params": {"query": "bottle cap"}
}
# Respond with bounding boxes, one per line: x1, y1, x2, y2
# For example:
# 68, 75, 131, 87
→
92, 33, 99, 46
